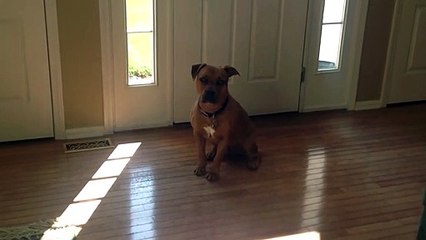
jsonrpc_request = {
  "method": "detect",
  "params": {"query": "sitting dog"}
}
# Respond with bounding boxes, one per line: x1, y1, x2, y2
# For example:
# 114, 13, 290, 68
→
190, 63, 261, 181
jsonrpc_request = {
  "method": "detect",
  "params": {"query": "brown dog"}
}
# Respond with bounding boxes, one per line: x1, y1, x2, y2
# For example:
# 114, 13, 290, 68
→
190, 63, 260, 181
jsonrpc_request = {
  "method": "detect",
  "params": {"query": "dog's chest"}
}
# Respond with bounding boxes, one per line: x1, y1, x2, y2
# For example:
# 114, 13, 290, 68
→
203, 125, 216, 138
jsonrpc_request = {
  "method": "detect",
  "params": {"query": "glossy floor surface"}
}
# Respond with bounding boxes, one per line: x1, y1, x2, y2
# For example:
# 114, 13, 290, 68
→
1, 104, 426, 240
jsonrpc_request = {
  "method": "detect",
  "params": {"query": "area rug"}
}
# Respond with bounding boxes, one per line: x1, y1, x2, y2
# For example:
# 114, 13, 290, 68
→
0, 219, 78, 240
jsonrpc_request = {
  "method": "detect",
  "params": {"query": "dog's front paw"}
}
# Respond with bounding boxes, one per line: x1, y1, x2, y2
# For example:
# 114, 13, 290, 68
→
205, 171, 219, 182
247, 156, 261, 170
206, 150, 216, 162
194, 166, 206, 176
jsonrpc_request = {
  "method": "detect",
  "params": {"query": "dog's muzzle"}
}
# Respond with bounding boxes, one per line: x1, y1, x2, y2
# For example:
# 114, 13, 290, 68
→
202, 90, 216, 103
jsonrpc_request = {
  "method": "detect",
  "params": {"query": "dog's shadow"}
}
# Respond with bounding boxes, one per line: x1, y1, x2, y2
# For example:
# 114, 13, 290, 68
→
203, 145, 262, 183
206, 145, 249, 166
214, 155, 261, 185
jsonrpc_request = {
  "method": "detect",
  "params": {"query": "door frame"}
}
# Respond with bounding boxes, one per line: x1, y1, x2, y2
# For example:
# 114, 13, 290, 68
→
45, 0, 66, 139
381, 0, 398, 107
99, 0, 115, 134
344, 0, 369, 111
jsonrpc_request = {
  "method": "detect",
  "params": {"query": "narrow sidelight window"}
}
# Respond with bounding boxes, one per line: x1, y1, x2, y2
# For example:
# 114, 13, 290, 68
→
126, 0, 155, 85
317, 0, 347, 72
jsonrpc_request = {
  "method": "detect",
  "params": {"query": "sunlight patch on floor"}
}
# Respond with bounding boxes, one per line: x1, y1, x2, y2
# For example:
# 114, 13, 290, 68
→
265, 231, 321, 240
55, 200, 102, 226
108, 142, 142, 159
73, 178, 117, 202
92, 158, 131, 179
41, 142, 142, 240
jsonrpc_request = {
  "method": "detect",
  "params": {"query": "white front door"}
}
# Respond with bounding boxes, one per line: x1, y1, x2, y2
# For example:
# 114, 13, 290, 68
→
105, 0, 368, 129
173, 0, 308, 123
301, 0, 368, 111
387, 0, 426, 104
0, 0, 54, 142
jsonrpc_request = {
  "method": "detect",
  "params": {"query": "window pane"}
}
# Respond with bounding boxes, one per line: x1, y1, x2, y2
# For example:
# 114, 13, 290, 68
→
126, 0, 155, 86
126, 0, 153, 32
127, 32, 154, 85
322, 0, 346, 23
318, 24, 343, 71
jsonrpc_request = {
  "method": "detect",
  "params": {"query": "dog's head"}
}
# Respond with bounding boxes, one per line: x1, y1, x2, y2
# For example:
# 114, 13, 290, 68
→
191, 63, 239, 111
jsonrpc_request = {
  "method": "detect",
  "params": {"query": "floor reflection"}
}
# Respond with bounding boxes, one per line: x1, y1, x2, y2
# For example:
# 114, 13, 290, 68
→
301, 147, 327, 228
266, 231, 321, 240
41, 142, 141, 240
130, 166, 156, 239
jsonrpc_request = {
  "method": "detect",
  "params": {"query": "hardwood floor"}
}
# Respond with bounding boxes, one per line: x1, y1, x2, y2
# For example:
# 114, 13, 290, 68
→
1, 103, 426, 240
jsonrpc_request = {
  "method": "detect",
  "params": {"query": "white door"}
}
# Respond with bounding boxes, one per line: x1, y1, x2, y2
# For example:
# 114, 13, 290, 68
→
387, 0, 426, 104
109, 0, 173, 131
173, 0, 308, 123
301, 0, 367, 111
0, 0, 54, 142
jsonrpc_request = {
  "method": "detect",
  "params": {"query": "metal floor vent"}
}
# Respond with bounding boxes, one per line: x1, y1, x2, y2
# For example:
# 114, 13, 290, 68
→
64, 138, 114, 153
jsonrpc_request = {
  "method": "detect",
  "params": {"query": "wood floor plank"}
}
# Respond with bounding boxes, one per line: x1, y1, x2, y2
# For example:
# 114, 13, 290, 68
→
1, 103, 425, 239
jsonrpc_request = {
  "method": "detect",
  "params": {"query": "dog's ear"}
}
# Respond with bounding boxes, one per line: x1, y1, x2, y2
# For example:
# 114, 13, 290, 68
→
223, 66, 240, 78
191, 63, 207, 79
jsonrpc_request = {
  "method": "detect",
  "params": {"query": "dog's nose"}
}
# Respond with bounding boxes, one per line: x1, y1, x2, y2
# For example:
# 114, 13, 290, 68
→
202, 90, 216, 103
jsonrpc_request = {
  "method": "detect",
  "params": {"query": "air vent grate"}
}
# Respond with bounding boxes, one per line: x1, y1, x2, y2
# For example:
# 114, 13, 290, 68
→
64, 138, 114, 153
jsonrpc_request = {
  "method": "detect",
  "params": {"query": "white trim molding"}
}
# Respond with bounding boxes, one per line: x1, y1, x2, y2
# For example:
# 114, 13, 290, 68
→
301, 104, 347, 113
65, 126, 106, 140
99, 0, 115, 135
354, 100, 383, 111
381, 0, 399, 107
347, 0, 370, 111
45, 0, 66, 139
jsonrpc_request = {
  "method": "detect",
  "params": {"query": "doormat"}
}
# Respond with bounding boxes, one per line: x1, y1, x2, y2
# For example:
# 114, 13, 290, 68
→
64, 138, 114, 153
0, 219, 77, 240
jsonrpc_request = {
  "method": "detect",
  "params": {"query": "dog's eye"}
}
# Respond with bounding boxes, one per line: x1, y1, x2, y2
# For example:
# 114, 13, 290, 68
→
217, 80, 225, 86
199, 77, 208, 85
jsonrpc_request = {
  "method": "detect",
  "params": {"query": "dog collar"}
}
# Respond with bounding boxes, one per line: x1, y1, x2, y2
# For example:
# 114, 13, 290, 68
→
198, 97, 229, 120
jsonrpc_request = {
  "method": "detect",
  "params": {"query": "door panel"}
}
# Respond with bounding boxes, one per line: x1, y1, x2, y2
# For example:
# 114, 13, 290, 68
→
202, 0, 234, 65
234, 0, 308, 115
388, 0, 426, 103
173, 0, 308, 123
0, 0, 53, 142
249, 0, 282, 79
173, 0, 202, 124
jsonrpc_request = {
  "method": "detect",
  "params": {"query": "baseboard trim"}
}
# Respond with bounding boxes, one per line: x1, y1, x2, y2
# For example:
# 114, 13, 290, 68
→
301, 105, 347, 113
113, 121, 172, 132
65, 126, 106, 140
354, 100, 383, 111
